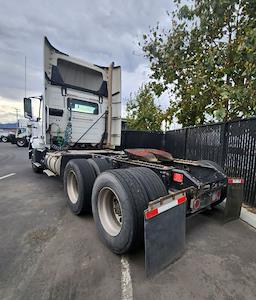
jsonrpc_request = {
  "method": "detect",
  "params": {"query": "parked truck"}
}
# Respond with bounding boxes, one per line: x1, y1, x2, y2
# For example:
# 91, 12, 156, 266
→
15, 126, 30, 147
8, 119, 31, 147
24, 37, 241, 276
9, 118, 41, 147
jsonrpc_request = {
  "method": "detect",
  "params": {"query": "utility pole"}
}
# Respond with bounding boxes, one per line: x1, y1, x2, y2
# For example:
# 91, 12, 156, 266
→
25, 56, 27, 98
15, 108, 19, 127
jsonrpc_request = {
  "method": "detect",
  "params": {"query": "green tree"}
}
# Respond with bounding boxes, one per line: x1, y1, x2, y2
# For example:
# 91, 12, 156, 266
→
126, 84, 164, 131
141, 0, 256, 126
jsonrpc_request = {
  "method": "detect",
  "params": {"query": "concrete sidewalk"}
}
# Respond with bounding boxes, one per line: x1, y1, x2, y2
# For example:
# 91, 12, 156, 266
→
240, 207, 256, 229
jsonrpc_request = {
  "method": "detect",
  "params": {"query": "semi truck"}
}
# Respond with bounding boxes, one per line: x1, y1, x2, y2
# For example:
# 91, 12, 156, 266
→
24, 37, 241, 276
8, 119, 34, 147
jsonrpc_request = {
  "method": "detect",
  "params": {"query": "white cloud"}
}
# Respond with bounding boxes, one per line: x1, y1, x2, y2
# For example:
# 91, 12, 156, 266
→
0, 0, 174, 123
0, 96, 23, 123
121, 62, 149, 117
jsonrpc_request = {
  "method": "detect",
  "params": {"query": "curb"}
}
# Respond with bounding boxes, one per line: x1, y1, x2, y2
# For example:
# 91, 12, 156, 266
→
240, 207, 256, 230
219, 200, 256, 230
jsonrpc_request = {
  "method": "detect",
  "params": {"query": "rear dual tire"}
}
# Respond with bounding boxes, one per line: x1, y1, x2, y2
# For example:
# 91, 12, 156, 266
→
92, 167, 167, 254
64, 161, 168, 254
64, 158, 112, 215
87, 157, 113, 176
64, 159, 96, 214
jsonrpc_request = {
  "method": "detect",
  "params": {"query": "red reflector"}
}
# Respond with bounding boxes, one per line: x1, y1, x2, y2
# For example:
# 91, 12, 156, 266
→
228, 178, 244, 184
145, 208, 158, 219
177, 195, 186, 205
193, 198, 200, 209
173, 173, 183, 183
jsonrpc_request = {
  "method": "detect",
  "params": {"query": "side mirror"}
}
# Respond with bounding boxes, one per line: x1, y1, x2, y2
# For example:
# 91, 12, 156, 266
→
24, 97, 32, 119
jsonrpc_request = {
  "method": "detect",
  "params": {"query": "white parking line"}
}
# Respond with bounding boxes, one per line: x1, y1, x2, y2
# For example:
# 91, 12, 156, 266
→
121, 256, 133, 300
0, 173, 16, 180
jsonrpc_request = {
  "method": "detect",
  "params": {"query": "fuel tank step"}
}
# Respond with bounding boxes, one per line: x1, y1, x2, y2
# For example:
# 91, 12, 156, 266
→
43, 169, 56, 177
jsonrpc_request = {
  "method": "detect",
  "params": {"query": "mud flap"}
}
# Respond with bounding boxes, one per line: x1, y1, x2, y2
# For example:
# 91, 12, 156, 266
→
224, 178, 244, 222
144, 189, 190, 277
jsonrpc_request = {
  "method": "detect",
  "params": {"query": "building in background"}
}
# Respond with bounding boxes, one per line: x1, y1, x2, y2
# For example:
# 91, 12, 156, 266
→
0, 123, 17, 133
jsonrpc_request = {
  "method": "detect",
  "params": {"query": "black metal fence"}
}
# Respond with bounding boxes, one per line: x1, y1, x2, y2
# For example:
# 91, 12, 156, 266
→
165, 123, 225, 165
121, 119, 256, 207
120, 130, 164, 150
165, 118, 256, 207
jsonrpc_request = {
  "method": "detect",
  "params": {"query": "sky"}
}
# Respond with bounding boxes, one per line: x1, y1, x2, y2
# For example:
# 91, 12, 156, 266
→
0, 0, 173, 123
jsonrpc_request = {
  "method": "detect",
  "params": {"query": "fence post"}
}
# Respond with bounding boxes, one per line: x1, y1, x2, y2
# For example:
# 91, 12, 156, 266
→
184, 128, 188, 159
161, 132, 165, 150
121, 130, 126, 149
221, 122, 228, 168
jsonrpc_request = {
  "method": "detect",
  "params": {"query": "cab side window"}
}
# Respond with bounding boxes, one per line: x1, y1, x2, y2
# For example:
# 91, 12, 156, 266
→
68, 98, 99, 115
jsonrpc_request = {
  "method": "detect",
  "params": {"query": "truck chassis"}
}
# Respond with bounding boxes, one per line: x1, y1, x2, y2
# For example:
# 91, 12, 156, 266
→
31, 147, 227, 257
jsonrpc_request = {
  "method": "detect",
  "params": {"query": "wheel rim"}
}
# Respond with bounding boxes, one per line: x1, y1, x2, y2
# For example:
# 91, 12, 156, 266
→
98, 187, 123, 236
2, 137, 7, 142
67, 170, 79, 204
17, 140, 25, 146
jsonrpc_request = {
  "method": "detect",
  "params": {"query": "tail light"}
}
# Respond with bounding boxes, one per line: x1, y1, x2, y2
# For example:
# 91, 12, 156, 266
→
173, 172, 183, 183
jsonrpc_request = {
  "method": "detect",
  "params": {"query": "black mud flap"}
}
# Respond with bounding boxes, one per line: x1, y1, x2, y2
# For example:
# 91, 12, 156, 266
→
144, 189, 191, 278
224, 178, 244, 222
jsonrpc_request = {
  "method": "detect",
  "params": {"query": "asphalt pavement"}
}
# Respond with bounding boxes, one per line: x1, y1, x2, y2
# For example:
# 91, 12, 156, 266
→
0, 142, 256, 300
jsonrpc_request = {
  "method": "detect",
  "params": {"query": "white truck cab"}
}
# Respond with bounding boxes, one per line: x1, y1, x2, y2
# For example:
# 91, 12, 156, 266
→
25, 37, 121, 150
14, 119, 36, 147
